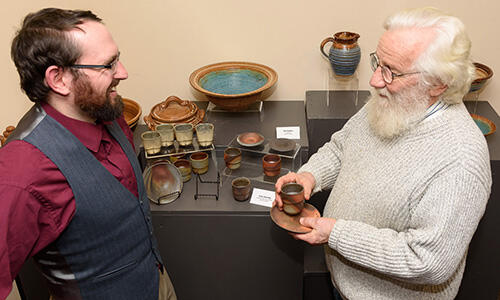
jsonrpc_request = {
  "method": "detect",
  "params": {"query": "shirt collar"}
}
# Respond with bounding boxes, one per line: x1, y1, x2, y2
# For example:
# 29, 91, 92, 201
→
41, 102, 109, 153
423, 100, 449, 120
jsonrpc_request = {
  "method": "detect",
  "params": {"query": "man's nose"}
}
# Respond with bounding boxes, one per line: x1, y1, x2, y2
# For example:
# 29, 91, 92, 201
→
114, 61, 128, 80
369, 67, 386, 89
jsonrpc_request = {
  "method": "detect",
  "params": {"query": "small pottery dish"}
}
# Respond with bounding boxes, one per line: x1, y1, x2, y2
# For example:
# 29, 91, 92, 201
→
471, 114, 496, 136
237, 132, 265, 147
270, 203, 320, 234
143, 160, 183, 205
269, 138, 296, 152
189, 61, 278, 111
469, 62, 493, 93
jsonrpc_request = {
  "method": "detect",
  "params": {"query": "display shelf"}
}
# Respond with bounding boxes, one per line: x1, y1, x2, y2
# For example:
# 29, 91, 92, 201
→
228, 135, 301, 160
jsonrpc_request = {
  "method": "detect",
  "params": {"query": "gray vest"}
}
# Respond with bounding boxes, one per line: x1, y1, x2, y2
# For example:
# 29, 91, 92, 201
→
7, 104, 163, 300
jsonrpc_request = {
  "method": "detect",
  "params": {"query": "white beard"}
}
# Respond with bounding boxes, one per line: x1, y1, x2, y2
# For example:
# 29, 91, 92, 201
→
366, 84, 430, 139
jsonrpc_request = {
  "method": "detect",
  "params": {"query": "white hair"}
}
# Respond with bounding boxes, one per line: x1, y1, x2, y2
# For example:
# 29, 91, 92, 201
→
384, 7, 475, 104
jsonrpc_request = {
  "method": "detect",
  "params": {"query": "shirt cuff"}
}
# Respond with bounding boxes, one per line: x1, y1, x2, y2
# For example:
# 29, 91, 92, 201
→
328, 218, 347, 250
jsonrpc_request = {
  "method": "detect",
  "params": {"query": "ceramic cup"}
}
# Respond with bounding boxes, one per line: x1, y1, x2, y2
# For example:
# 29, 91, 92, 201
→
280, 182, 305, 215
169, 153, 186, 163
262, 154, 282, 177
231, 177, 251, 201
189, 152, 209, 174
141, 131, 162, 155
195, 123, 214, 147
174, 159, 192, 182
174, 123, 194, 146
224, 147, 242, 170
156, 124, 175, 147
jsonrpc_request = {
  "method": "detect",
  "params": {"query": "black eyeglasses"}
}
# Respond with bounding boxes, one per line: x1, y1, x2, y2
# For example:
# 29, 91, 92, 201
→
370, 52, 420, 84
71, 52, 120, 73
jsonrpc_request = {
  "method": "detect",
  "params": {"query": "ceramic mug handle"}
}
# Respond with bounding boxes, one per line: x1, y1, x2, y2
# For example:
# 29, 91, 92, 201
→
320, 37, 335, 59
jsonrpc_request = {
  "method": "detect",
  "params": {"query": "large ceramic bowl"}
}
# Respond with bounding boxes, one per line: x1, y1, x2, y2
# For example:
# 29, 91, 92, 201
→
122, 98, 142, 130
189, 61, 278, 111
469, 62, 493, 93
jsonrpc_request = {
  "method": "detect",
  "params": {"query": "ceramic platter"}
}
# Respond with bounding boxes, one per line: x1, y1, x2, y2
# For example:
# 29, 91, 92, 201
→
270, 203, 320, 234
237, 132, 265, 147
471, 114, 496, 136
269, 138, 296, 152
143, 160, 183, 204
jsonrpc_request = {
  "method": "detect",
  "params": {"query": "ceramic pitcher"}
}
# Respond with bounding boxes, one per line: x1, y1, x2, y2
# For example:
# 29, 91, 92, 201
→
320, 31, 361, 76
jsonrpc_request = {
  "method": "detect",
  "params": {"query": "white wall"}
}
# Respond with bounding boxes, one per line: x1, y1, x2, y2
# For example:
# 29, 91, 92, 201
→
0, 0, 498, 131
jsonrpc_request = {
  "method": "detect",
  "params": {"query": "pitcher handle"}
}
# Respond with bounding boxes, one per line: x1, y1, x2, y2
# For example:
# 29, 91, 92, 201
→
320, 37, 335, 59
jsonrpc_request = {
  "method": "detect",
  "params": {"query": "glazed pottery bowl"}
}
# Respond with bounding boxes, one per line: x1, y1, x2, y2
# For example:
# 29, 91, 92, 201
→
189, 152, 209, 174
122, 98, 142, 130
231, 177, 252, 201
469, 62, 493, 93
174, 123, 194, 146
224, 147, 242, 170
174, 159, 192, 182
280, 182, 305, 215
189, 61, 278, 111
262, 154, 282, 177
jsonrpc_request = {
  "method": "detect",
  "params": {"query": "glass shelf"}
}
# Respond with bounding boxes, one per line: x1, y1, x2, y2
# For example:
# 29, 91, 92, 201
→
227, 135, 300, 160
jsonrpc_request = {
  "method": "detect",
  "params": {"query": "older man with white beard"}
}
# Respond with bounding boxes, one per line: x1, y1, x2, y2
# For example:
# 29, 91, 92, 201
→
275, 7, 491, 300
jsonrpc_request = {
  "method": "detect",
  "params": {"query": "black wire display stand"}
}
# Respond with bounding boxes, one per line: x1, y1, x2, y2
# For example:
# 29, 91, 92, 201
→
194, 171, 220, 200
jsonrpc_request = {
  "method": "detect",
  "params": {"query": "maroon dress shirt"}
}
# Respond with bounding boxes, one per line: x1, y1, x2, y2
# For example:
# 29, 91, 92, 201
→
0, 102, 138, 299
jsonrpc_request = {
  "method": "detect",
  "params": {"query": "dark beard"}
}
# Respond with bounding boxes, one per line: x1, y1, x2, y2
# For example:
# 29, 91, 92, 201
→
73, 76, 124, 122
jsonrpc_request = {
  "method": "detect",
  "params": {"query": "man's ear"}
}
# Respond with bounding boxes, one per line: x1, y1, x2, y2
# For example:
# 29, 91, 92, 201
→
45, 66, 72, 96
430, 83, 448, 97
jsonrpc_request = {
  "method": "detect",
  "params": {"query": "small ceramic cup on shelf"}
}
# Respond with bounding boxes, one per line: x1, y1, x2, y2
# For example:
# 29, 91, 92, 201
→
280, 182, 305, 215
231, 177, 251, 201
141, 131, 162, 155
224, 147, 242, 170
262, 154, 281, 177
174, 123, 193, 146
156, 124, 175, 147
195, 123, 214, 147
174, 159, 192, 182
189, 152, 209, 174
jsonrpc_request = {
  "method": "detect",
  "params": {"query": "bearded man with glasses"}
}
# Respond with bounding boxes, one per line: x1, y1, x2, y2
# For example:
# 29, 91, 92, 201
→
276, 7, 491, 300
0, 8, 176, 300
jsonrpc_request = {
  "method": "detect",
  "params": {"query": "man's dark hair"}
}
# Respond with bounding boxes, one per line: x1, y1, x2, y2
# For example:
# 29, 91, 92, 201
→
11, 8, 102, 103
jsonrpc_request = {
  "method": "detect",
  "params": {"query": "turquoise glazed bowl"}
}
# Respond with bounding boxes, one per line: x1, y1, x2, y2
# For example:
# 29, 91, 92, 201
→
189, 62, 277, 111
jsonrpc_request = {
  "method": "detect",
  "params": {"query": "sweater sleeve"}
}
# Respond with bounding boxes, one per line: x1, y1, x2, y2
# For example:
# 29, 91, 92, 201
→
298, 126, 347, 194
327, 165, 490, 285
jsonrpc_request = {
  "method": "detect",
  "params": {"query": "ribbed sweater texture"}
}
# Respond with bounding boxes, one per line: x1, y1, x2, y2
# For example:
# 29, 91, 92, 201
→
298, 102, 491, 299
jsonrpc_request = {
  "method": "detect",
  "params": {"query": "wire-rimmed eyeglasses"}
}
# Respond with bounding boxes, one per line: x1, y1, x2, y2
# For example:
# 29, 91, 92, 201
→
370, 52, 420, 84
71, 52, 120, 73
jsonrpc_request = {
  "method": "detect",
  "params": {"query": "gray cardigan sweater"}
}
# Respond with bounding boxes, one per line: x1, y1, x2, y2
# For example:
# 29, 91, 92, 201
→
299, 102, 491, 299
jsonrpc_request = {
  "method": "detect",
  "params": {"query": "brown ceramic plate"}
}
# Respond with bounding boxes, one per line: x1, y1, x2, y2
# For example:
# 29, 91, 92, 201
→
269, 138, 296, 152
150, 96, 198, 123
237, 132, 265, 147
270, 203, 320, 234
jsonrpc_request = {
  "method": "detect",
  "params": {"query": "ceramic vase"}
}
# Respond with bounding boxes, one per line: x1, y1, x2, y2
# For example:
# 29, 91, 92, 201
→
320, 31, 361, 76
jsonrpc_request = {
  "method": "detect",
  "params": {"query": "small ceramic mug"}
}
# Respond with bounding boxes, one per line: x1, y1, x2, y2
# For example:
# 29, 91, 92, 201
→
156, 124, 175, 147
174, 123, 194, 146
141, 131, 162, 155
174, 159, 192, 182
189, 152, 209, 174
280, 182, 305, 215
195, 123, 214, 147
224, 147, 242, 170
262, 154, 282, 177
231, 177, 251, 201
